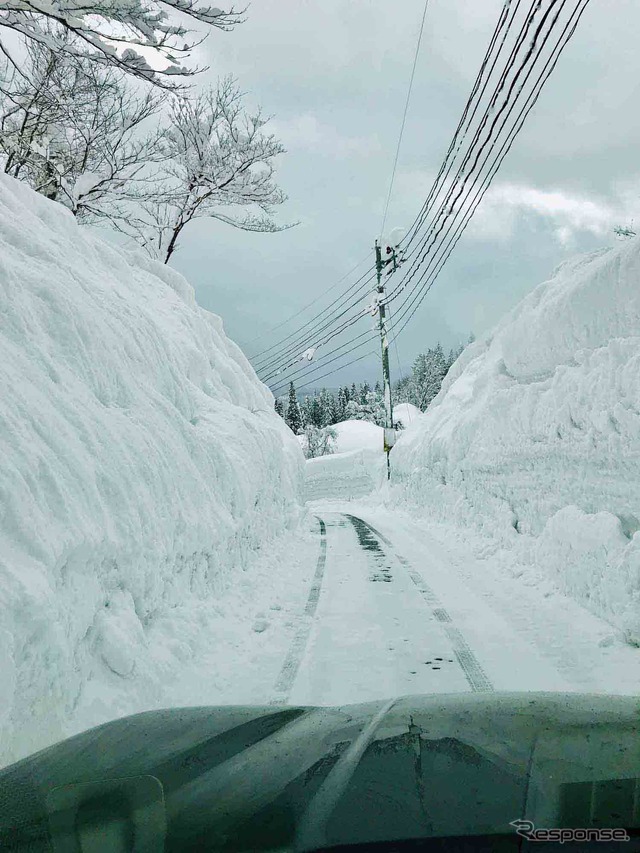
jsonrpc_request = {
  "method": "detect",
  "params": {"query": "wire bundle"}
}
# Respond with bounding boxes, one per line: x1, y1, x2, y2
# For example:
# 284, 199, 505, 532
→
252, 0, 592, 395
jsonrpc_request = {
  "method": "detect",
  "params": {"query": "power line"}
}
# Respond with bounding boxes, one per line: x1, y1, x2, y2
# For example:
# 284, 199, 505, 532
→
270, 332, 379, 395
253, 0, 432, 382
266, 0, 591, 395
379, 0, 431, 241
260, 0, 525, 385
251, 263, 375, 366
398, 0, 522, 251
257, 270, 377, 379
384, 0, 579, 315
245, 253, 371, 355
253, 267, 376, 373
284, 349, 381, 397
266, 326, 376, 388
388, 0, 592, 344
265, 0, 523, 391
398, 0, 536, 263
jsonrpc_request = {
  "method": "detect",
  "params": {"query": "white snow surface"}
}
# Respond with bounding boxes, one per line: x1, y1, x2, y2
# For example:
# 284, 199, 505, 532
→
303, 420, 385, 501
333, 418, 383, 453
394, 401, 421, 429
0, 176, 303, 766
391, 239, 640, 644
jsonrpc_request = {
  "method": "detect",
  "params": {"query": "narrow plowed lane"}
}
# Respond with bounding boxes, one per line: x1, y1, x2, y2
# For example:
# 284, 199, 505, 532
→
287, 513, 478, 705
275, 512, 580, 705
282, 512, 568, 707
272, 505, 640, 706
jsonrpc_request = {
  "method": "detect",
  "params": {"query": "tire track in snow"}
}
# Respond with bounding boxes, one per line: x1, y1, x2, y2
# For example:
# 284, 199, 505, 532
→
346, 515, 494, 694
270, 517, 327, 704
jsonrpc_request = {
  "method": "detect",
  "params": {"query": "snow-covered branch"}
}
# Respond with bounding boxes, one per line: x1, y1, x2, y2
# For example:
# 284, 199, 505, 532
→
0, 29, 167, 223
132, 77, 295, 262
0, 0, 243, 87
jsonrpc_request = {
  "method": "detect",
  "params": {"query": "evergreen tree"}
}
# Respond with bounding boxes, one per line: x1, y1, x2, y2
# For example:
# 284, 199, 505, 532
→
286, 382, 303, 434
300, 395, 311, 428
411, 353, 429, 409
344, 399, 363, 420
364, 389, 386, 426
392, 375, 412, 407
359, 382, 371, 405
415, 343, 448, 410
350, 382, 358, 402
337, 387, 348, 421
394, 341, 460, 412
328, 394, 340, 425
274, 397, 285, 419
447, 341, 464, 371
319, 388, 333, 427
310, 395, 323, 427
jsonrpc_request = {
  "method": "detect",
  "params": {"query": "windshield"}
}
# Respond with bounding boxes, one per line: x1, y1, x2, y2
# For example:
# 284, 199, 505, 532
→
0, 0, 638, 850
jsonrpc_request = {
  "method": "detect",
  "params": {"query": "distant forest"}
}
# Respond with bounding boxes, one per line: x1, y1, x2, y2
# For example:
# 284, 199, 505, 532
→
276, 338, 473, 434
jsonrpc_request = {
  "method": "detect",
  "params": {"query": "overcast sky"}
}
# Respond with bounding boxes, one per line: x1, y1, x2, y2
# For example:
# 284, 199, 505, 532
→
168, 0, 640, 390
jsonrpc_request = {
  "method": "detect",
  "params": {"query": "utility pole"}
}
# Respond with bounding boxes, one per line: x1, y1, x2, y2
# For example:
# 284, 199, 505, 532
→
375, 239, 396, 479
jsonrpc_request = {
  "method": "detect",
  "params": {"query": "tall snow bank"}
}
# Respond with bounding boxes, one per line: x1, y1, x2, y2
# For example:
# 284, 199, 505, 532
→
392, 239, 640, 643
0, 176, 303, 765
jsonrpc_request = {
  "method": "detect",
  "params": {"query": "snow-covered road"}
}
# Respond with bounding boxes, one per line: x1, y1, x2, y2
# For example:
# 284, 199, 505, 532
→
110, 498, 638, 732
286, 512, 488, 705
272, 505, 640, 707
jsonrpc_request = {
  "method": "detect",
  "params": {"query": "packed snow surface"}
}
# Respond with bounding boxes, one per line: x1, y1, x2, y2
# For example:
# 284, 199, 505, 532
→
391, 239, 640, 644
0, 175, 303, 766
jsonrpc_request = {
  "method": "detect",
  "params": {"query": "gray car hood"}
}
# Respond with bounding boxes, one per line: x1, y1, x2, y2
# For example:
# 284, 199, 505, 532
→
0, 692, 638, 851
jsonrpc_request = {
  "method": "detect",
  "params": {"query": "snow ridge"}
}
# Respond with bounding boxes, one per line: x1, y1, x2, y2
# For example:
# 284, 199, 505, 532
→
0, 175, 303, 765
392, 237, 640, 644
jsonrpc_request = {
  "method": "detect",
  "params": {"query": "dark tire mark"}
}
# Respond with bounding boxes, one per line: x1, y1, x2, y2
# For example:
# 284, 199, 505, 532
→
345, 514, 494, 694
345, 514, 393, 583
271, 517, 327, 704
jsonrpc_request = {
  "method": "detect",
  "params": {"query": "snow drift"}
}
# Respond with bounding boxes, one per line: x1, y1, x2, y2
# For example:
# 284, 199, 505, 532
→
0, 176, 303, 765
392, 239, 640, 643
304, 420, 385, 501
303, 409, 420, 501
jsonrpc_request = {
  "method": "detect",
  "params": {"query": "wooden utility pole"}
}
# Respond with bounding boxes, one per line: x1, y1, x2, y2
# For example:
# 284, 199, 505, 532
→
375, 239, 396, 479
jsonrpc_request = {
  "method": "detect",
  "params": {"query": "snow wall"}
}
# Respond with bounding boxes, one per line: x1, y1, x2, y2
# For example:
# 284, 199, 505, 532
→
391, 239, 640, 643
303, 420, 385, 501
0, 176, 303, 765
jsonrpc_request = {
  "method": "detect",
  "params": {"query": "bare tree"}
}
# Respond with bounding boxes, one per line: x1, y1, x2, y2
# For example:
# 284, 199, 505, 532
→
1, 51, 293, 260
0, 33, 68, 185
0, 1, 243, 87
0, 32, 166, 228
137, 78, 294, 263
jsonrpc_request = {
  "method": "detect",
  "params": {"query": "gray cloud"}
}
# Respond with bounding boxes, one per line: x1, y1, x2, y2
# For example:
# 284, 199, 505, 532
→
171, 0, 640, 388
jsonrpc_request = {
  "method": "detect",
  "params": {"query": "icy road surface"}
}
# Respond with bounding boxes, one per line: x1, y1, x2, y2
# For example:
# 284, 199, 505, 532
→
271, 505, 640, 707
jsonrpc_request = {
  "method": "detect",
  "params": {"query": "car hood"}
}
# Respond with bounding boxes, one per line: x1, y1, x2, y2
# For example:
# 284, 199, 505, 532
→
0, 692, 638, 851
